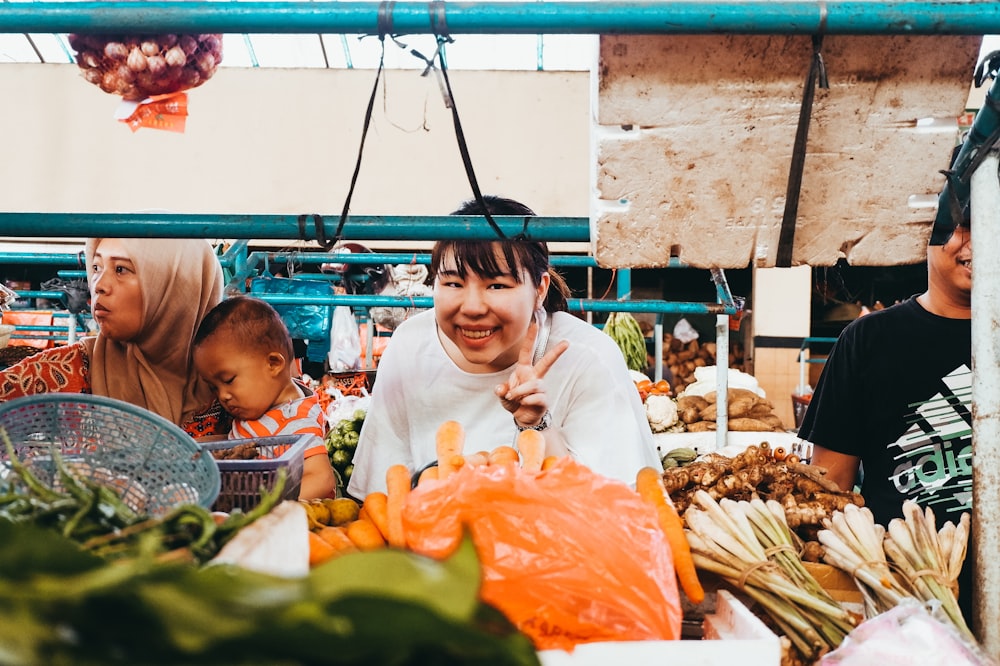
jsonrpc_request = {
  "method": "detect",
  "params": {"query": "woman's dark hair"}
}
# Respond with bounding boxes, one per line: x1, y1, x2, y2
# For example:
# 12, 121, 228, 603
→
432, 196, 571, 312
193, 296, 294, 358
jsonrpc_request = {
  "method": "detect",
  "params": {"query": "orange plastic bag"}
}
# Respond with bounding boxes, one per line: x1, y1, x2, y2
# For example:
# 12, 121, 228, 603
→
402, 457, 682, 651
358, 323, 390, 363
117, 92, 189, 133
1, 311, 54, 349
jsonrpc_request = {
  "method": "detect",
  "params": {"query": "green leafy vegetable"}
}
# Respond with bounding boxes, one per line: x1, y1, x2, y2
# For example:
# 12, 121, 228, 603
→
0, 527, 540, 666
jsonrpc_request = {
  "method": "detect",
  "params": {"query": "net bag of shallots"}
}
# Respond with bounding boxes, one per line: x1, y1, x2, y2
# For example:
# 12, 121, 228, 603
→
68, 33, 223, 101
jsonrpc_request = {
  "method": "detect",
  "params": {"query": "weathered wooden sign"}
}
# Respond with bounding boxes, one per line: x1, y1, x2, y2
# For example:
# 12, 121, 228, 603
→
594, 34, 982, 268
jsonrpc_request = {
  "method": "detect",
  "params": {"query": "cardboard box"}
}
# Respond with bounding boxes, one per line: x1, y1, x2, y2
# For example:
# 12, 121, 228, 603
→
804, 561, 865, 612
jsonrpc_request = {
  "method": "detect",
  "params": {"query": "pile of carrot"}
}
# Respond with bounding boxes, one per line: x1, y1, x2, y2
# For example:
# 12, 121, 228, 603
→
308, 420, 560, 567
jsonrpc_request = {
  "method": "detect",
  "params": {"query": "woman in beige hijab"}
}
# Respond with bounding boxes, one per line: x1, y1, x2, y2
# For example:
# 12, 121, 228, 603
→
0, 238, 229, 437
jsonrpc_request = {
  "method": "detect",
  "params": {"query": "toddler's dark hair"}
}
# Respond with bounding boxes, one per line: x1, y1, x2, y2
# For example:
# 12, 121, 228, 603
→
194, 296, 294, 359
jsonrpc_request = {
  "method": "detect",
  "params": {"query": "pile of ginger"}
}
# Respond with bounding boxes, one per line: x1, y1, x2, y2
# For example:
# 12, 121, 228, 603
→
662, 442, 864, 559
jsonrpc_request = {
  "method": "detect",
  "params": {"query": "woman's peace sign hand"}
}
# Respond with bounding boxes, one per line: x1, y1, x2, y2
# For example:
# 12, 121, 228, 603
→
495, 320, 569, 428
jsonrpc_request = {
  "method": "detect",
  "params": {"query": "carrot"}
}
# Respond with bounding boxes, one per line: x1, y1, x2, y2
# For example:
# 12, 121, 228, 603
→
316, 525, 358, 554
362, 491, 390, 541
357, 506, 370, 522
516, 429, 546, 472
464, 451, 490, 467
308, 530, 338, 566
635, 466, 705, 604
488, 445, 520, 466
385, 463, 411, 548
417, 465, 439, 486
346, 517, 387, 551
435, 420, 465, 480
541, 455, 564, 471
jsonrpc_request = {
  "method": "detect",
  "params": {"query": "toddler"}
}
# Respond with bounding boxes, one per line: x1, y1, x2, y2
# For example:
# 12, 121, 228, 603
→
193, 296, 337, 500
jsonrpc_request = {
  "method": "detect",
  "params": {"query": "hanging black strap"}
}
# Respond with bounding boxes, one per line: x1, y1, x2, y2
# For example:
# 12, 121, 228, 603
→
433, 35, 506, 239
974, 50, 1000, 89
297, 213, 335, 250
331, 14, 391, 245
776, 34, 828, 267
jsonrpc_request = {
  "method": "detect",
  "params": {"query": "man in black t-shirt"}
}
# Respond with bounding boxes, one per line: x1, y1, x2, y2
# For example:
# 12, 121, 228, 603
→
798, 204, 972, 621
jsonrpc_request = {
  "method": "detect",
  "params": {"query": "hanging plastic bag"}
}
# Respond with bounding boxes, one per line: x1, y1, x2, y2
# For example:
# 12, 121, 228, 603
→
369, 263, 433, 331
672, 317, 700, 344
328, 306, 361, 372
249, 276, 334, 341
403, 458, 682, 651
41, 278, 90, 314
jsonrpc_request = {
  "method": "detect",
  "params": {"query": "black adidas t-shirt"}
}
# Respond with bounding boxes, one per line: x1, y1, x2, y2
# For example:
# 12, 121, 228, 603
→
800, 296, 972, 524
799, 295, 972, 616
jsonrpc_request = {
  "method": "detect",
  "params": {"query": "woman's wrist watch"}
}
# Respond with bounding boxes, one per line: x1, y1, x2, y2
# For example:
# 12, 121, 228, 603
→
515, 410, 552, 432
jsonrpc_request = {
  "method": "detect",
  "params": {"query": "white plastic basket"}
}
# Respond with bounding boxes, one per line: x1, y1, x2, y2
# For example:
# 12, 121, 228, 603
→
0, 324, 15, 349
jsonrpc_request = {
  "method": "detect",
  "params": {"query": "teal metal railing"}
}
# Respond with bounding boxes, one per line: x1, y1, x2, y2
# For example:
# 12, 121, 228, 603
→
1, 1, 998, 36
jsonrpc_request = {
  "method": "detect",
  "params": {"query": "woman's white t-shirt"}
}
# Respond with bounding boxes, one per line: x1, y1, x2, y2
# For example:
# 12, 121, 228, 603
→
347, 309, 660, 496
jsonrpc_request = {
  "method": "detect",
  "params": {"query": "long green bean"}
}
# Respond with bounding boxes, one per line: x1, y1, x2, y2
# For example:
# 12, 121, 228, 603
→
1, 429, 289, 564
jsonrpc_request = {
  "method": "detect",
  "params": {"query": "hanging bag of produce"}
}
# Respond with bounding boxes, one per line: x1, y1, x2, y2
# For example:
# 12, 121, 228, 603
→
603, 311, 649, 372
328, 305, 362, 373
67, 32, 223, 101
67, 28, 223, 131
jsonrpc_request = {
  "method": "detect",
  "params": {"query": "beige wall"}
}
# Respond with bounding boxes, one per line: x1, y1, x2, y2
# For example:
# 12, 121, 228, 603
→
750, 266, 812, 429
0, 64, 590, 224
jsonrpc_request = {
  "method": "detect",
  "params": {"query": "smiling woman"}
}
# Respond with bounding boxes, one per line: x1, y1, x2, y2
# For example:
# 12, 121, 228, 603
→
346, 196, 662, 499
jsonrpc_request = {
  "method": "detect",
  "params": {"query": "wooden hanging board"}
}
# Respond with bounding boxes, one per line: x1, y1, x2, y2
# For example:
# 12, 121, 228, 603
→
593, 34, 982, 268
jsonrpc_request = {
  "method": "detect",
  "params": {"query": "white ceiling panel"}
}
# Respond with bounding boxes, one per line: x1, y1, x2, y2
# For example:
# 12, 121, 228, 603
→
0, 0, 596, 72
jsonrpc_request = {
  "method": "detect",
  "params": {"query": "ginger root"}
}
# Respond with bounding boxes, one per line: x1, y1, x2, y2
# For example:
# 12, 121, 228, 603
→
664, 443, 864, 548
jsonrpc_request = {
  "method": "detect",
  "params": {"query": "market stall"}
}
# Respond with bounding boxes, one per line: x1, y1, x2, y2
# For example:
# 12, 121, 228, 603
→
0, 2, 998, 664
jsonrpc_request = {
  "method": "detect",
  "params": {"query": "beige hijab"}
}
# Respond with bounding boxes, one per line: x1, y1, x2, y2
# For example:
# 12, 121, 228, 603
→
83, 238, 224, 427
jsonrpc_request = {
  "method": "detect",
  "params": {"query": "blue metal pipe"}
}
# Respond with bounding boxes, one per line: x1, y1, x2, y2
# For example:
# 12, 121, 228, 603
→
247, 250, 643, 269
254, 293, 736, 314
7, 291, 66, 303
710, 268, 736, 309
1, 2, 997, 36
0, 252, 84, 266
617, 268, 631, 300
0, 213, 589, 242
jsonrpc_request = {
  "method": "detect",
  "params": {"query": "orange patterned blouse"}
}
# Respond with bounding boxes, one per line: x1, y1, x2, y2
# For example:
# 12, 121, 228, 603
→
0, 343, 229, 438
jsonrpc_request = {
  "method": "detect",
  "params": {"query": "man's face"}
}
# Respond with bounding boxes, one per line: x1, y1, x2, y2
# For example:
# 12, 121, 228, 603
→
928, 224, 972, 306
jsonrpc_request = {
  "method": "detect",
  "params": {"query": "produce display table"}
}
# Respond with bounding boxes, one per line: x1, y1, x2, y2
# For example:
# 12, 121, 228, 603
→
538, 590, 780, 666
653, 430, 802, 457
